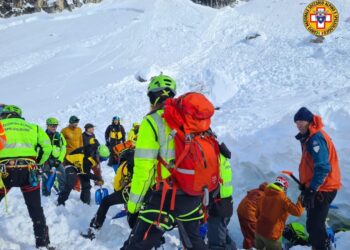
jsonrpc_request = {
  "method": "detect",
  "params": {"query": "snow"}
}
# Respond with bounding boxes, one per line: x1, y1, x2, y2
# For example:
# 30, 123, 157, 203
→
1, 0, 350, 249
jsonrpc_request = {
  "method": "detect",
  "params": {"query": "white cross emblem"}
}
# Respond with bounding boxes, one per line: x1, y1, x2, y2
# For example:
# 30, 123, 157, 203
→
310, 7, 332, 29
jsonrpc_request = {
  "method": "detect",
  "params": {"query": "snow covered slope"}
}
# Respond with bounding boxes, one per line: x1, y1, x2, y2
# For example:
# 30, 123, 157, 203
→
1, 0, 350, 249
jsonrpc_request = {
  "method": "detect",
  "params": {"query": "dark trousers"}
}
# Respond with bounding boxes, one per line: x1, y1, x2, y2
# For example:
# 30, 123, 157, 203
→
207, 216, 236, 250
57, 166, 92, 205
0, 168, 49, 247
93, 190, 125, 227
306, 190, 337, 250
122, 191, 208, 250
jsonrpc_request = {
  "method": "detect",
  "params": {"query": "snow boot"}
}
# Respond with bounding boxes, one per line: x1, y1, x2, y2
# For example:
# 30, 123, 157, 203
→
81, 217, 101, 240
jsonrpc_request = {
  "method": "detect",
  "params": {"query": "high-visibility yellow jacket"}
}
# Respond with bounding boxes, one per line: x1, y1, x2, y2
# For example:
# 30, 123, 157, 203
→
219, 154, 233, 198
0, 118, 52, 164
127, 109, 175, 214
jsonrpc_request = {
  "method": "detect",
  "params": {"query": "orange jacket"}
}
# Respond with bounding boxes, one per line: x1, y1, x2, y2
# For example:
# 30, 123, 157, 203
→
237, 182, 267, 222
0, 122, 6, 150
298, 115, 341, 191
256, 184, 304, 240
61, 126, 83, 155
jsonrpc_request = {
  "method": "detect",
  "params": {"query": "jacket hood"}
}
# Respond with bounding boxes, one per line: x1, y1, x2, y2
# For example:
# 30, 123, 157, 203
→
308, 115, 324, 136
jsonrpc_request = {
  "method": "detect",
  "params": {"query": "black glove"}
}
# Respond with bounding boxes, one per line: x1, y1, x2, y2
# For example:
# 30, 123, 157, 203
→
301, 188, 316, 209
127, 212, 139, 229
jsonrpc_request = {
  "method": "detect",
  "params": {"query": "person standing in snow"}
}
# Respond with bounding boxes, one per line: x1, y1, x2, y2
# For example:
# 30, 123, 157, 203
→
121, 74, 208, 250
294, 107, 341, 250
237, 182, 268, 249
82, 123, 102, 185
61, 115, 83, 192
255, 176, 304, 250
207, 142, 237, 250
0, 105, 53, 249
105, 116, 125, 167
41, 117, 67, 196
82, 123, 96, 147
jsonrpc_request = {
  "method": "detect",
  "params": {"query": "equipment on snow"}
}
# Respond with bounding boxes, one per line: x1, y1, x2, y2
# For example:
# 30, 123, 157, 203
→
46, 167, 57, 192
95, 187, 109, 205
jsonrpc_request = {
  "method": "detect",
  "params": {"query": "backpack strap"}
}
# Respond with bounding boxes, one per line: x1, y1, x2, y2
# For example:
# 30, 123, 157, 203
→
145, 118, 158, 142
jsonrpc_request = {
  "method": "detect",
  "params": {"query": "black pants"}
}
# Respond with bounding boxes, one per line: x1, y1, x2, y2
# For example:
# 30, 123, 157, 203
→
57, 166, 92, 205
306, 190, 337, 250
0, 168, 50, 247
93, 190, 125, 227
122, 191, 208, 250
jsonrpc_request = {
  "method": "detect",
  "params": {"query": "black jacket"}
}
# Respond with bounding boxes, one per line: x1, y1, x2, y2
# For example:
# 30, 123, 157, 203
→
105, 124, 126, 147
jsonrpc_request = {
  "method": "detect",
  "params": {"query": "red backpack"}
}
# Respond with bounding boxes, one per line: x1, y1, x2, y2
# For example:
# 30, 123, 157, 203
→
161, 92, 220, 196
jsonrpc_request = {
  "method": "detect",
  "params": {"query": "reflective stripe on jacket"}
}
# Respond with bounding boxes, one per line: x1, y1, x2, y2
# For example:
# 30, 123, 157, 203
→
0, 118, 52, 164
127, 109, 175, 213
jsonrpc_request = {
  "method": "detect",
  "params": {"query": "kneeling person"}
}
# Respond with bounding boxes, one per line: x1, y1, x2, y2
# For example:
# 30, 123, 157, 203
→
57, 142, 109, 205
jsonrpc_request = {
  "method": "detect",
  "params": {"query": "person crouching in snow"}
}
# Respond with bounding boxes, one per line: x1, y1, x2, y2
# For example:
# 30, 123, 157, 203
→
255, 176, 304, 250
81, 143, 136, 240
57, 141, 109, 206
237, 182, 268, 249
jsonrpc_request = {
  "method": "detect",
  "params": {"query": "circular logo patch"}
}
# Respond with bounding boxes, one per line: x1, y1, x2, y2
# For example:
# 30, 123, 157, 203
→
303, 0, 339, 36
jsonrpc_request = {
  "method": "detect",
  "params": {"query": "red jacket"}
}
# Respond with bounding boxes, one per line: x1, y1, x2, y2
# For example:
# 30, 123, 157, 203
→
298, 115, 341, 191
256, 184, 304, 240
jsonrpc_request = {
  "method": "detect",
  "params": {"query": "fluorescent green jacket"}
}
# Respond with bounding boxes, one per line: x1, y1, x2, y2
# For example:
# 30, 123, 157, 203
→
47, 131, 67, 163
0, 118, 52, 165
127, 109, 175, 214
219, 154, 233, 198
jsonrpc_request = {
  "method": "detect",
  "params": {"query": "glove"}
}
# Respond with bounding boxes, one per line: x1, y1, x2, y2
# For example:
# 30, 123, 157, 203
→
299, 183, 306, 191
127, 212, 139, 229
301, 188, 316, 209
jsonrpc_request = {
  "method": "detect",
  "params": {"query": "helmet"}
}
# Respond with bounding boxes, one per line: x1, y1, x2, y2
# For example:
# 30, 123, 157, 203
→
112, 116, 120, 122
1, 105, 22, 117
132, 122, 140, 127
147, 74, 176, 95
46, 117, 59, 126
69, 115, 79, 124
98, 145, 110, 158
275, 176, 289, 191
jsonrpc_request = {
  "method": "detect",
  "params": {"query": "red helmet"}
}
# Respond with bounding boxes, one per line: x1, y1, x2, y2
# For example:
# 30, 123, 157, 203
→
275, 176, 289, 191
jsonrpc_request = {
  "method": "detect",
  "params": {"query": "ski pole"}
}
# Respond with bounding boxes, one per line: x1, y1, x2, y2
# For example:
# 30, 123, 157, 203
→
281, 170, 301, 185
